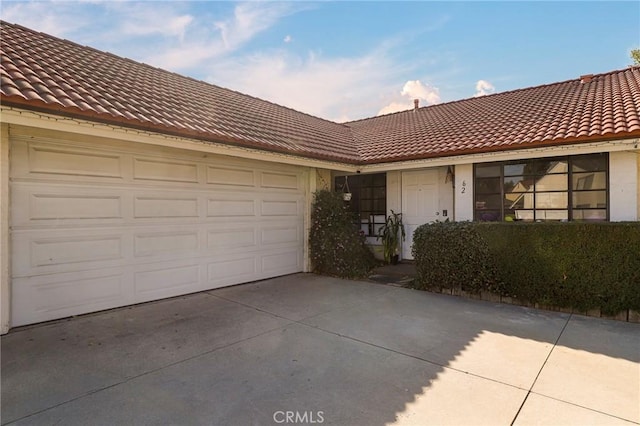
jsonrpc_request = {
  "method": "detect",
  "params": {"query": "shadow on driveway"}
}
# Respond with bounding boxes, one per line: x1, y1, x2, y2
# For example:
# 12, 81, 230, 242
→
2, 273, 639, 425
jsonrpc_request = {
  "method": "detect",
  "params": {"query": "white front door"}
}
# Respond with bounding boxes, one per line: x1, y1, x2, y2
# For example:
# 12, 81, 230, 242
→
401, 170, 439, 259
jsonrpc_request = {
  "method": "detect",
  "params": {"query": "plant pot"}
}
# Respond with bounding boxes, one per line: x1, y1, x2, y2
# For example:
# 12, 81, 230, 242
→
343, 193, 352, 201
390, 254, 399, 265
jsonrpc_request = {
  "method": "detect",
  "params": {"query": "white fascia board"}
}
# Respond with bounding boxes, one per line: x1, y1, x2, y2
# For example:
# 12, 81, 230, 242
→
358, 139, 640, 173
1, 107, 358, 173
3, 106, 638, 175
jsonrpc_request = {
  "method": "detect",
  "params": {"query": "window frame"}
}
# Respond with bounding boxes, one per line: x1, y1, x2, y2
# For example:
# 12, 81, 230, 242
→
335, 173, 387, 236
473, 153, 609, 222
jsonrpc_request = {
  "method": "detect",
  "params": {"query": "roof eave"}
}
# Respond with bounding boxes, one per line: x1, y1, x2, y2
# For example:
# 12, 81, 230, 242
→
0, 95, 362, 165
357, 131, 640, 165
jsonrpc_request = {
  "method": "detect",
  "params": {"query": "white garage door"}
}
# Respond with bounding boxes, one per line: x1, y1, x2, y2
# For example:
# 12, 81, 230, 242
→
9, 128, 306, 326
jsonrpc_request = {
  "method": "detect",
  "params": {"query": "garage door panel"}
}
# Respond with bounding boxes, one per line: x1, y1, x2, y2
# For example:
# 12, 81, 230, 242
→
12, 140, 125, 179
261, 225, 300, 245
10, 134, 305, 326
133, 231, 200, 257
261, 249, 303, 274
11, 270, 128, 326
260, 171, 300, 190
133, 157, 199, 183
134, 195, 200, 219
207, 166, 255, 187
30, 193, 123, 220
207, 256, 259, 288
134, 263, 201, 301
31, 236, 122, 267
207, 198, 256, 217
207, 226, 257, 252
11, 183, 125, 226
260, 199, 301, 216
11, 231, 127, 277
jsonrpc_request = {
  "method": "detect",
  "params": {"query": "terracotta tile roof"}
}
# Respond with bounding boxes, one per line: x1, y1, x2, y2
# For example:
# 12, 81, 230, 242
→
2, 21, 639, 166
349, 67, 640, 163
0, 22, 358, 163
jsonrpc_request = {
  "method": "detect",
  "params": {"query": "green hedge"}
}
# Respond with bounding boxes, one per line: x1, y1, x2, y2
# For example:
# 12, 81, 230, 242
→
412, 221, 640, 315
309, 190, 376, 279
412, 221, 501, 294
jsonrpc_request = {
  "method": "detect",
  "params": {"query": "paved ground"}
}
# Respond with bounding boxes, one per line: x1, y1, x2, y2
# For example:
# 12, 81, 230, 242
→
2, 273, 639, 425
368, 262, 416, 286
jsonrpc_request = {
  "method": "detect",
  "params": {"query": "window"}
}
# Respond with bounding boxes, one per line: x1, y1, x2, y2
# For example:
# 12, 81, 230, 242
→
474, 153, 608, 222
335, 173, 387, 236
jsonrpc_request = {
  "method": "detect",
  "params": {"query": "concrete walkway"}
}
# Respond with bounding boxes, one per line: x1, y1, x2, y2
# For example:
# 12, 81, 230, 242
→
2, 273, 639, 425
368, 261, 417, 286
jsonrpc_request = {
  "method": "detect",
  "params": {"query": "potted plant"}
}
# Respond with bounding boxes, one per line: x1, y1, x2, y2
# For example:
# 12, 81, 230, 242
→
377, 210, 406, 264
342, 176, 352, 201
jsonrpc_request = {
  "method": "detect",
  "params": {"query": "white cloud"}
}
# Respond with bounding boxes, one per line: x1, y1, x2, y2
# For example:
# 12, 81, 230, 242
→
214, 2, 297, 51
205, 49, 404, 122
474, 79, 495, 97
284, 35, 293, 43
120, 12, 194, 40
377, 80, 441, 116
0, 2, 86, 37
146, 44, 224, 71
145, 2, 301, 71
401, 80, 441, 105
377, 101, 414, 116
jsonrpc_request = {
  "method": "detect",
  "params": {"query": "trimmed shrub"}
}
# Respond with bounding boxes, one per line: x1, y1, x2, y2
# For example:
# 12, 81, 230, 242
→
412, 221, 500, 294
476, 222, 640, 314
412, 221, 640, 315
309, 190, 376, 278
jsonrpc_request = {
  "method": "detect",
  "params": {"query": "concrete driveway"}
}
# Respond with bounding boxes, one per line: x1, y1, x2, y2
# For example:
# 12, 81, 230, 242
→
2, 273, 639, 425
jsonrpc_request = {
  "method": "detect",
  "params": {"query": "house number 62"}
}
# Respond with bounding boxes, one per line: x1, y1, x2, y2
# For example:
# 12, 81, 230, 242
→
461, 180, 466, 194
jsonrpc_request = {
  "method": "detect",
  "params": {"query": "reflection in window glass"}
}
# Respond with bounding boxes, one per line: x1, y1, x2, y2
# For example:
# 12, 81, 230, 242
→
573, 172, 606, 190
507, 194, 528, 209
534, 159, 568, 175
535, 192, 568, 209
504, 176, 532, 192
475, 194, 502, 210
475, 164, 501, 177
473, 154, 608, 222
476, 177, 502, 194
573, 209, 607, 221
572, 154, 608, 172
476, 210, 501, 221
535, 175, 568, 191
573, 191, 607, 208
535, 210, 568, 221
504, 163, 527, 176
509, 209, 534, 221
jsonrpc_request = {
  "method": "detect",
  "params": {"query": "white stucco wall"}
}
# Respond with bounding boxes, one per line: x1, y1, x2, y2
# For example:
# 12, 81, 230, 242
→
454, 163, 474, 221
610, 151, 639, 221
386, 171, 401, 213
1, 124, 10, 334
437, 167, 454, 220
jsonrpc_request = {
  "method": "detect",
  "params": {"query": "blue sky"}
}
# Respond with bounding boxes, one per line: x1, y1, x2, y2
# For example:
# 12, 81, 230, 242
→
2, 1, 639, 122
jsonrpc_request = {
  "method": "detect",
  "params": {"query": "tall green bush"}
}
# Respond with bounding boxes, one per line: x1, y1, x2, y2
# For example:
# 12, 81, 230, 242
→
412, 221, 500, 294
309, 190, 376, 278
